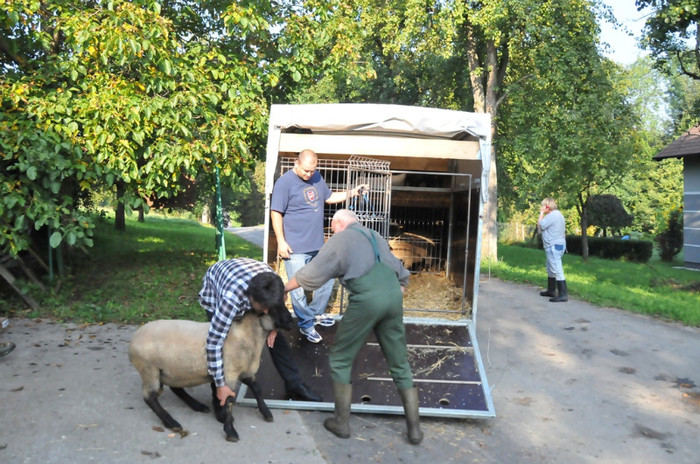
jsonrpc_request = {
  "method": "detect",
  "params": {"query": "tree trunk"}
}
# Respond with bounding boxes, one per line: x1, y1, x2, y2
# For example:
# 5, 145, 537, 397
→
201, 204, 211, 225
578, 194, 589, 261
480, 127, 498, 263
463, 27, 503, 262
115, 181, 126, 231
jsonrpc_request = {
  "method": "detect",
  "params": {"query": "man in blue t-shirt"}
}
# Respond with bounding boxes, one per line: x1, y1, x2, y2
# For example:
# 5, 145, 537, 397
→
271, 149, 367, 343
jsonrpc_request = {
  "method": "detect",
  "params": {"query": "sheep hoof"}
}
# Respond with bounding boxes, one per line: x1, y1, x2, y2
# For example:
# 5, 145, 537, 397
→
224, 423, 240, 442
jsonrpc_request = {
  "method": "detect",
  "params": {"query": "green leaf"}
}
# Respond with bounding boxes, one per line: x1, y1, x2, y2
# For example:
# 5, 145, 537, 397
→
50, 231, 63, 248
66, 231, 77, 246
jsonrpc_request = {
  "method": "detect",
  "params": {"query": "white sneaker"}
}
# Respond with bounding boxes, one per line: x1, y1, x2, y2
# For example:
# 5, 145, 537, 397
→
300, 326, 322, 343
315, 315, 336, 327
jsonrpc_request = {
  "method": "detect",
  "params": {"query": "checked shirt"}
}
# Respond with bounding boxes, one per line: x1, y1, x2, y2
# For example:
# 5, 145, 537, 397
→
198, 258, 274, 387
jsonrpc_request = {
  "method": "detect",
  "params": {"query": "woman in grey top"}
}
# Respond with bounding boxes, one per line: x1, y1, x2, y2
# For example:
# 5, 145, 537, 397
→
538, 197, 568, 302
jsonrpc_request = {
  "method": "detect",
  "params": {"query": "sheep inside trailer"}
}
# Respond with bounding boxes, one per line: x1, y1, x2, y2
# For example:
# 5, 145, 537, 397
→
237, 103, 495, 419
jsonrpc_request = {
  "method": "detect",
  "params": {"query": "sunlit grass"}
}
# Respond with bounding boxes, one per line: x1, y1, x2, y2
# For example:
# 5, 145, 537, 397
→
10, 212, 263, 325
486, 243, 700, 326
5, 215, 698, 327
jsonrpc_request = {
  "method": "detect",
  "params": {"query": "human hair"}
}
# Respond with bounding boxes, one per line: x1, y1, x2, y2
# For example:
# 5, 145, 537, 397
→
332, 209, 358, 223
297, 149, 317, 161
541, 197, 558, 211
246, 272, 285, 310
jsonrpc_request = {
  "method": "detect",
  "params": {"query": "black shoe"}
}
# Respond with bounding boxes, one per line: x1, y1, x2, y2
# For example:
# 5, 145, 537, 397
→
540, 277, 556, 297
287, 383, 322, 402
549, 280, 568, 303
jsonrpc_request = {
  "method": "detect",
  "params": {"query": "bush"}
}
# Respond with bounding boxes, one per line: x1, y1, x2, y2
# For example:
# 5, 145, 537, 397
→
655, 206, 683, 262
586, 194, 633, 236
564, 235, 653, 263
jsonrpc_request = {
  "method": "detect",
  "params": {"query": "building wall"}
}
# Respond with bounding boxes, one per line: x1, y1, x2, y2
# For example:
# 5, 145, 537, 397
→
684, 157, 700, 268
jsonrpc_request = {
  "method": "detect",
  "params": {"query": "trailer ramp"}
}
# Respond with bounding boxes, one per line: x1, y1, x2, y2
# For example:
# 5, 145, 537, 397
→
238, 317, 494, 418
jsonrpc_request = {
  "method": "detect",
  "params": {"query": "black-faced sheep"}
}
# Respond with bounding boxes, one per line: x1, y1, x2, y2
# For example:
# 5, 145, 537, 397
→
128, 309, 289, 442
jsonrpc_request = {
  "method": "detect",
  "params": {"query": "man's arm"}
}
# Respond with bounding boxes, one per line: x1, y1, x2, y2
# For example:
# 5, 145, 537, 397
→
537, 205, 549, 232
270, 210, 292, 259
326, 184, 370, 205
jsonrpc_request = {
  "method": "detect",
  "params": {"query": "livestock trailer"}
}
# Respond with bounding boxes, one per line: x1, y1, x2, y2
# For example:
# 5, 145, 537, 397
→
239, 103, 495, 419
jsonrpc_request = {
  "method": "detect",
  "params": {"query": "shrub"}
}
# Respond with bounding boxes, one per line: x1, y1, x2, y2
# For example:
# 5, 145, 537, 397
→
564, 235, 652, 263
655, 206, 683, 262
586, 194, 633, 236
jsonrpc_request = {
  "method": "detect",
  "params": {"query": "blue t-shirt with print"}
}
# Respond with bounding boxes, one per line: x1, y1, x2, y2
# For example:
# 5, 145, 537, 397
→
270, 169, 332, 253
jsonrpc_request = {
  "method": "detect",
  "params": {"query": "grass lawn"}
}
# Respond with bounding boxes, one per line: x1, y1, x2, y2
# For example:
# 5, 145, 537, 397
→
2, 215, 699, 327
7, 213, 263, 324
487, 243, 700, 326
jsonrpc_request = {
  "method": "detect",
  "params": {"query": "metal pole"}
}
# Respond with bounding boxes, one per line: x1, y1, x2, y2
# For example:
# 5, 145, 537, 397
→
215, 166, 226, 261
47, 228, 53, 282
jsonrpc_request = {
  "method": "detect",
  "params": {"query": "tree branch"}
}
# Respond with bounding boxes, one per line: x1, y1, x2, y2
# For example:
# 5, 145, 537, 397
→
0, 35, 27, 69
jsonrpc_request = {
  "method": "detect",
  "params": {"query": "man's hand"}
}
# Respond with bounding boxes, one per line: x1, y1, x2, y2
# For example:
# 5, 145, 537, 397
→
267, 329, 278, 348
353, 183, 371, 197
216, 385, 236, 407
277, 240, 293, 259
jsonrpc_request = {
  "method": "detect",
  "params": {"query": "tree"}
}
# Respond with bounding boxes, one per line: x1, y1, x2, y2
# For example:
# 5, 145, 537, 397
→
637, 0, 700, 80
586, 194, 633, 236
0, 0, 274, 256
498, 1, 641, 259
607, 57, 683, 236
281, 0, 588, 261
656, 205, 683, 261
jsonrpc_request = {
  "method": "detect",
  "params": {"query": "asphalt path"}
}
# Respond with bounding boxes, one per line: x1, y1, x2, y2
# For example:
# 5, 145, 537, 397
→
1, 227, 698, 463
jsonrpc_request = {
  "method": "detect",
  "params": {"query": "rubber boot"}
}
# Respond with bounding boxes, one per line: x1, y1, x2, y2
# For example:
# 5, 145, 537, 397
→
324, 382, 352, 439
398, 387, 424, 445
549, 280, 568, 302
540, 277, 556, 297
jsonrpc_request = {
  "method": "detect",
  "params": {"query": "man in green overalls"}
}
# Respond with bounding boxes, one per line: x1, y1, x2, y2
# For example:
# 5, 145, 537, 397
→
284, 209, 423, 445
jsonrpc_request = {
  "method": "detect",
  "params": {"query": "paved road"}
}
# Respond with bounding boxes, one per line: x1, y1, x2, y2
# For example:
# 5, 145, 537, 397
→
1, 228, 698, 463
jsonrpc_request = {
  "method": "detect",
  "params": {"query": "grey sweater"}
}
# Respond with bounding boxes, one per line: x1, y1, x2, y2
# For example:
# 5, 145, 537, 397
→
293, 222, 410, 291
539, 210, 566, 248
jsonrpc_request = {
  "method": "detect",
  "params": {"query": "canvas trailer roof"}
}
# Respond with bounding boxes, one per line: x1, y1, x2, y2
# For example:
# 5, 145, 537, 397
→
240, 103, 495, 419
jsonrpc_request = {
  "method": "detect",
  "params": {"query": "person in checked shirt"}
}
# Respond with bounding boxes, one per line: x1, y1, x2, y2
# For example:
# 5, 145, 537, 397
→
199, 257, 321, 416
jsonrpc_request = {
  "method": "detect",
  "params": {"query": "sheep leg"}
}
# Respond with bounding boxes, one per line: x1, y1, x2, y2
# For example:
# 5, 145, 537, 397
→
222, 396, 239, 442
241, 377, 273, 422
170, 387, 210, 413
144, 391, 183, 431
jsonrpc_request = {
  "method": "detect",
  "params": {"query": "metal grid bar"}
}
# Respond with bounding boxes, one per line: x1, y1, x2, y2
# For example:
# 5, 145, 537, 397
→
346, 155, 391, 239
277, 158, 472, 318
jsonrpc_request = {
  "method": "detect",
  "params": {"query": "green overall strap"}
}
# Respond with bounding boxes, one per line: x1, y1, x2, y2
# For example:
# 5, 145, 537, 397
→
353, 227, 381, 263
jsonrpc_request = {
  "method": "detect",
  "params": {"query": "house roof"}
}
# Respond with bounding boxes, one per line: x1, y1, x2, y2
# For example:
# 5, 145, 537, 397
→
653, 124, 700, 160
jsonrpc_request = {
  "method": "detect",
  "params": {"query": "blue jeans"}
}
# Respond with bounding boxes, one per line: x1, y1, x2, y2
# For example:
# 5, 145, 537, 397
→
283, 252, 335, 330
545, 243, 566, 281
